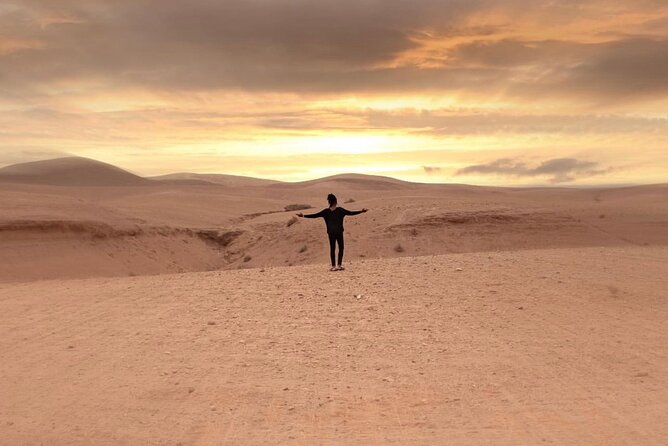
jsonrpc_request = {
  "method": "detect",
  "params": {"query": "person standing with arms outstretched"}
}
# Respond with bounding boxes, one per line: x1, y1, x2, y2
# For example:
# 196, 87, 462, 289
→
297, 194, 368, 271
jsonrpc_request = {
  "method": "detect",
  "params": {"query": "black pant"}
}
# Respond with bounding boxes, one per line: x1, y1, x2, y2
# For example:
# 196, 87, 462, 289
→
328, 232, 344, 266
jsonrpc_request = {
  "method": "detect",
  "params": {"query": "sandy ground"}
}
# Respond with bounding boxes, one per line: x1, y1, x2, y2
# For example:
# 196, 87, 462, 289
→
1, 158, 667, 444
2, 174, 667, 281
1, 246, 666, 445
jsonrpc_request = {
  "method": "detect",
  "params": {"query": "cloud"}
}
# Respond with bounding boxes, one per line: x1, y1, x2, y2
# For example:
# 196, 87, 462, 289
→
445, 37, 668, 101
422, 166, 442, 174
365, 110, 668, 135
0, 0, 479, 92
0, 1, 666, 101
456, 158, 611, 183
0, 1, 666, 185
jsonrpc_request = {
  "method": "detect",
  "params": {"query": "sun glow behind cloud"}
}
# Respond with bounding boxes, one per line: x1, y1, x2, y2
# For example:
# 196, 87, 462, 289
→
0, 0, 667, 184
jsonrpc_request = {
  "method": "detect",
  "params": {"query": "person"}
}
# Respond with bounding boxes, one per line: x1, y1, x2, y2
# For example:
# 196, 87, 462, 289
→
297, 193, 368, 271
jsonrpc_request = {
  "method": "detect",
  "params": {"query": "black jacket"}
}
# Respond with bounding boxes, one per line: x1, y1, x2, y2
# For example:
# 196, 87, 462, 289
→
304, 207, 363, 234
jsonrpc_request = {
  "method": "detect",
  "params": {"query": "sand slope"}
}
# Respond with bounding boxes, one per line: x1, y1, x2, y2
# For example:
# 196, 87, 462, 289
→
0, 247, 666, 445
0, 157, 149, 186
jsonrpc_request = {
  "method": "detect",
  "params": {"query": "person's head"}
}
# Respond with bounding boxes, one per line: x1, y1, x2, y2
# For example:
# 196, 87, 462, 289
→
327, 193, 337, 207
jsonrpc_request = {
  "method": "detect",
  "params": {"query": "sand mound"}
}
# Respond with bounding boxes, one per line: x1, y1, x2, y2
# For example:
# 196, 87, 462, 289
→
273, 173, 414, 190
151, 173, 280, 187
0, 157, 149, 186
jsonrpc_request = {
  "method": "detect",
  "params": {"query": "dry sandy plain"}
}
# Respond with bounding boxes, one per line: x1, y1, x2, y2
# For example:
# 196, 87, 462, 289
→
0, 157, 666, 445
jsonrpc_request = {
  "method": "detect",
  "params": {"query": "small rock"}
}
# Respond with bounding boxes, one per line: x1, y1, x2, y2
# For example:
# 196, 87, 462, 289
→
207, 321, 216, 326
455, 268, 463, 272
210, 406, 217, 411
188, 387, 195, 394
283, 387, 289, 391
355, 294, 363, 299
67, 345, 75, 349
517, 306, 524, 310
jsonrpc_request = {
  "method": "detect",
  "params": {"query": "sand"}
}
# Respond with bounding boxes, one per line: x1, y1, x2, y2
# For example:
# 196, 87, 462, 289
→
1, 247, 666, 445
0, 157, 666, 444
2, 158, 667, 282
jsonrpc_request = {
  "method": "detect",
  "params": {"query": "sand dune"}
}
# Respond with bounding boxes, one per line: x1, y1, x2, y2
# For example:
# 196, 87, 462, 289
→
1, 247, 666, 444
272, 173, 417, 190
151, 172, 280, 187
1, 157, 667, 282
0, 157, 150, 187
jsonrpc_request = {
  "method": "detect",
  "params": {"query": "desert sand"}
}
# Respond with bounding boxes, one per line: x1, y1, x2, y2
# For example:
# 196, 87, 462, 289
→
2, 157, 667, 282
0, 157, 667, 444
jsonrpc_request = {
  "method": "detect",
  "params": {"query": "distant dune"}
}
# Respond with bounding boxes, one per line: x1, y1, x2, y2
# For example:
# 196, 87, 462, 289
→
272, 173, 416, 190
0, 157, 149, 186
151, 172, 280, 187
0, 156, 667, 282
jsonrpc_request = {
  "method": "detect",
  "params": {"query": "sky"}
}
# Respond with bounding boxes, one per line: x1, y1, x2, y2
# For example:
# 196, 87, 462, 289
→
1, 0, 667, 185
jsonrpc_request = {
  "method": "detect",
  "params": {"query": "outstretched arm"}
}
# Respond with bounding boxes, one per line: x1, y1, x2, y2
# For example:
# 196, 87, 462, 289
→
297, 209, 326, 218
342, 208, 368, 216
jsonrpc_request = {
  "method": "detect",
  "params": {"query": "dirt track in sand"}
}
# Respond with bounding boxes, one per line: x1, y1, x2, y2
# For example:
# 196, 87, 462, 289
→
1, 246, 666, 445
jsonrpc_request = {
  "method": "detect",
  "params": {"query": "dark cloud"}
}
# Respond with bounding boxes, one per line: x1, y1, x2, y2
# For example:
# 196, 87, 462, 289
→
448, 39, 586, 68
0, 1, 666, 100
422, 166, 441, 174
446, 37, 668, 101
557, 38, 668, 99
456, 158, 611, 183
0, 0, 480, 90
